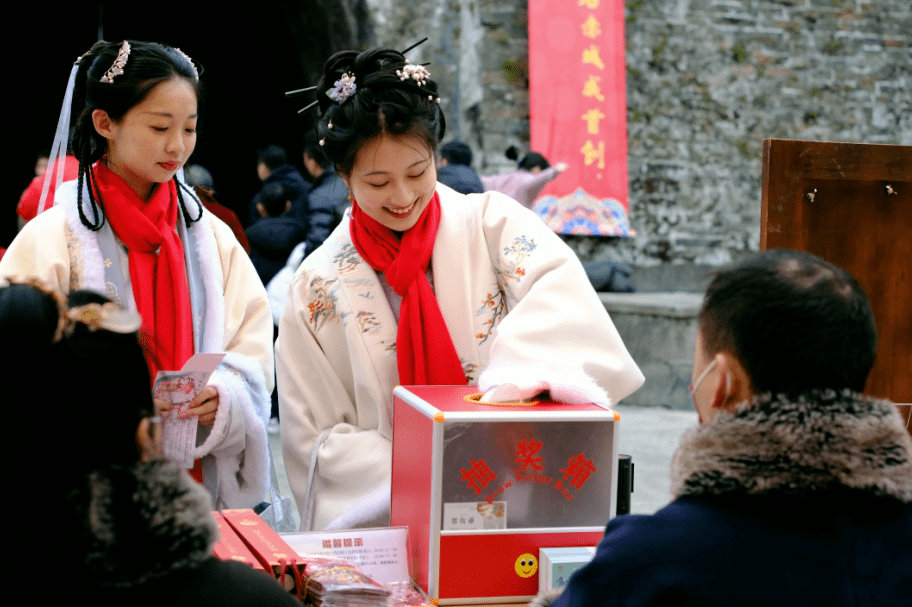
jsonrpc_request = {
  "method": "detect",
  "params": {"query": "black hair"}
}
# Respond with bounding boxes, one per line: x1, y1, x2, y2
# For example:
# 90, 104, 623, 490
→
504, 146, 551, 171
315, 46, 446, 177
2, 282, 154, 474
1, 282, 158, 592
70, 40, 204, 231
699, 249, 877, 396
302, 132, 331, 170
440, 140, 473, 166
258, 145, 287, 170
260, 182, 289, 217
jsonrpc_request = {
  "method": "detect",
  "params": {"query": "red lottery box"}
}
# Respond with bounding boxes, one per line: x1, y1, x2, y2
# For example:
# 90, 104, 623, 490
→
212, 512, 268, 573
391, 385, 619, 604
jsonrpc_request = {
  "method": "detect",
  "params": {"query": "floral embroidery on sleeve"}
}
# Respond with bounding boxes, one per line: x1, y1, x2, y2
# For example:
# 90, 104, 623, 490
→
475, 289, 506, 344
356, 310, 382, 334
500, 236, 536, 284
334, 242, 363, 276
495, 235, 537, 307
307, 275, 340, 331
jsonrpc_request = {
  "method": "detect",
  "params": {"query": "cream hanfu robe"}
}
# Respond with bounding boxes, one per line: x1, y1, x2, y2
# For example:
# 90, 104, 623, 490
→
0, 180, 274, 509
276, 183, 644, 531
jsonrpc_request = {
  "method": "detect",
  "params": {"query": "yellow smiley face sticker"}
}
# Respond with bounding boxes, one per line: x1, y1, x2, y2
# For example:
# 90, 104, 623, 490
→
514, 553, 538, 578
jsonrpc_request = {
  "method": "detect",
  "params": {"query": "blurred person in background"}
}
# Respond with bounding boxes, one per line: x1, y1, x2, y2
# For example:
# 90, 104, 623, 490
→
481, 146, 567, 210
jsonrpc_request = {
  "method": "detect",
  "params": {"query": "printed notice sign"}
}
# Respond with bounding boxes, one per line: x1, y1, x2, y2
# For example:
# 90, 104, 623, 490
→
153, 353, 224, 468
443, 501, 507, 530
282, 527, 409, 584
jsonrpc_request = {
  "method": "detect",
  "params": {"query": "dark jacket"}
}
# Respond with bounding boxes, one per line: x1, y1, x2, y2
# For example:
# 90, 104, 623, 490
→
249, 164, 311, 227
247, 216, 307, 285
437, 163, 484, 195
303, 167, 348, 257
549, 391, 912, 607
74, 461, 300, 607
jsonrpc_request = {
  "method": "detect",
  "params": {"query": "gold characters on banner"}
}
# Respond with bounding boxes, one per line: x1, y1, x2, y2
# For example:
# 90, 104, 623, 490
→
583, 45, 605, 70
580, 140, 606, 169
582, 108, 606, 135
582, 75, 606, 101
581, 15, 602, 38
579, 0, 600, 8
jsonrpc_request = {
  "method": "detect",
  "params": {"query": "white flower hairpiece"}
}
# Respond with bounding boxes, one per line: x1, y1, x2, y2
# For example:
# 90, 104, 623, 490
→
327, 72, 357, 104
100, 41, 131, 83
175, 48, 199, 81
396, 62, 431, 86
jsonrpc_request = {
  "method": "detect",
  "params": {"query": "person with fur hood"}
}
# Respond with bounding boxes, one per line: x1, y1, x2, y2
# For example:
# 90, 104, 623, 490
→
534, 249, 912, 607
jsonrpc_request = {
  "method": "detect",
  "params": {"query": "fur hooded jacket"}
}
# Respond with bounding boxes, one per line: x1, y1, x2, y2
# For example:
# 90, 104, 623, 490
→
540, 390, 912, 607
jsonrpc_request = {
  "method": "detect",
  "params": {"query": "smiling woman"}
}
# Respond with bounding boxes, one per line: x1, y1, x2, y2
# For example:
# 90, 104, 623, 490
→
342, 134, 437, 231
276, 44, 645, 532
0, 40, 274, 511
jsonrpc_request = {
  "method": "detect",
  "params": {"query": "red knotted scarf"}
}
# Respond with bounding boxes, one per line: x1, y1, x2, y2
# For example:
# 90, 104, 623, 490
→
349, 191, 467, 386
94, 162, 194, 381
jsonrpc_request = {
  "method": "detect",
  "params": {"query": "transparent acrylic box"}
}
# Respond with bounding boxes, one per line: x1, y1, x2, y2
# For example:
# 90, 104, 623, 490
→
391, 385, 618, 604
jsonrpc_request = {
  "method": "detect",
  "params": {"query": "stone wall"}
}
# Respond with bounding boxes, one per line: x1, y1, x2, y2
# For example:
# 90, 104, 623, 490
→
363, 0, 532, 175
363, 0, 910, 269
618, 0, 911, 267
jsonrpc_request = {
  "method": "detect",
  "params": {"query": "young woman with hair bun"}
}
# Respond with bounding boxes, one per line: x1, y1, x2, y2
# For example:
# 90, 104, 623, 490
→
0, 40, 274, 509
277, 44, 644, 531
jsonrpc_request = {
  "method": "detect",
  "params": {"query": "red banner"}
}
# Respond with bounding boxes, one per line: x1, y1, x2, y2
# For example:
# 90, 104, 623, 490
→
529, 0, 630, 236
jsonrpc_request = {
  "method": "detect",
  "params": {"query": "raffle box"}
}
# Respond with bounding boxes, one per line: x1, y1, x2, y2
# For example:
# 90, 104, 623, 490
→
391, 385, 619, 604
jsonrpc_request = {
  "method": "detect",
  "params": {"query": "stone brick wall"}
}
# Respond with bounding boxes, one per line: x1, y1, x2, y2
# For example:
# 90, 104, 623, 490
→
618, 0, 911, 267
362, 0, 911, 268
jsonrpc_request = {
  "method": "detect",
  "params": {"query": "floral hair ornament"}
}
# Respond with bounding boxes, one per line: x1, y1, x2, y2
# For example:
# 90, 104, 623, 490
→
327, 72, 357, 104
174, 48, 199, 81
3, 278, 140, 342
397, 62, 431, 86
285, 38, 430, 115
100, 41, 131, 83
67, 302, 142, 337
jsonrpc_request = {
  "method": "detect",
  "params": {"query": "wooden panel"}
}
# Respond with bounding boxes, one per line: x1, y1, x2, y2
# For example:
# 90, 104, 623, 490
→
761, 139, 912, 403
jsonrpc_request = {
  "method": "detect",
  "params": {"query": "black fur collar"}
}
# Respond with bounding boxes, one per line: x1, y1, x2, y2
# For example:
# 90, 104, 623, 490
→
83, 459, 217, 587
671, 390, 912, 502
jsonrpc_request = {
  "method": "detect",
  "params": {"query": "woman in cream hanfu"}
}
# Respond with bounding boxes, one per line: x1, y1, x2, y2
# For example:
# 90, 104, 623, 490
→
278, 45, 644, 531
0, 40, 273, 509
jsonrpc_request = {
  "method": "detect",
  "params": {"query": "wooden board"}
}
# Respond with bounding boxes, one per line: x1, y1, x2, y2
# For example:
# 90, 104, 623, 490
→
761, 139, 911, 403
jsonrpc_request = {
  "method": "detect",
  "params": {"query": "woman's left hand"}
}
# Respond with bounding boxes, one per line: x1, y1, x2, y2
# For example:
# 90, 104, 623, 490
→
181, 386, 220, 425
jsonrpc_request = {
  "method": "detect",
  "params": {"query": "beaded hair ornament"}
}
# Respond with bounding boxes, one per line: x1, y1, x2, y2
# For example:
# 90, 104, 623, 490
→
285, 37, 441, 134
93, 41, 199, 83
100, 40, 131, 83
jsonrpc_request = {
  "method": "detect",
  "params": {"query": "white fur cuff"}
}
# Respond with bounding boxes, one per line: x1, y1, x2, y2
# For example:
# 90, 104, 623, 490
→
478, 365, 612, 409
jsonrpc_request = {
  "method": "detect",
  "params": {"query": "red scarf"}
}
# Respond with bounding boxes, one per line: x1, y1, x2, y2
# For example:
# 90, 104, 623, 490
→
94, 162, 194, 381
349, 191, 467, 386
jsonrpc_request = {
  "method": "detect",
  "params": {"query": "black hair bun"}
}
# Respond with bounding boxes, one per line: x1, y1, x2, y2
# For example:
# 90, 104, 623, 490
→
313, 46, 446, 176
